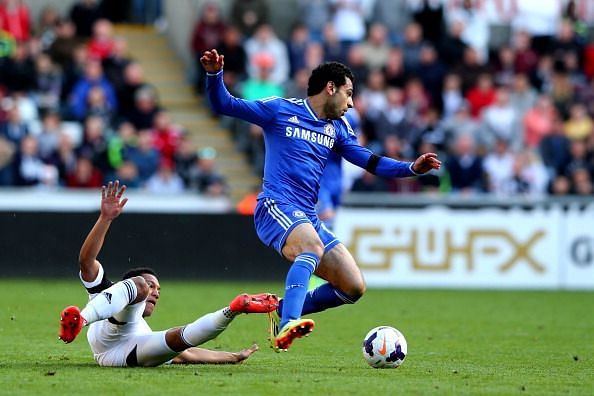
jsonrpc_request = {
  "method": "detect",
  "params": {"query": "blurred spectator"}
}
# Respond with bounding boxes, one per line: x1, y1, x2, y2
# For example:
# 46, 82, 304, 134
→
145, 158, 184, 193
446, 0, 490, 62
286, 23, 310, 78
284, 68, 309, 98
548, 174, 571, 195
113, 160, 140, 188
126, 84, 160, 130
0, 41, 36, 93
321, 22, 346, 65
70, 0, 103, 38
343, 44, 368, 92
445, 133, 484, 193
216, 25, 246, 82
12, 135, 58, 186
382, 47, 406, 89
483, 138, 515, 195
48, 19, 80, 70
360, 23, 391, 70
173, 135, 198, 187
151, 110, 183, 162
0, 100, 28, 144
102, 37, 132, 93
438, 73, 464, 120
126, 129, 159, 184
66, 156, 103, 188
454, 47, 491, 93
351, 170, 387, 192
443, 101, 481, 148
191, 1, 226, 93
508, 149, 549, 195
36, 111, 61, 161
37, 6, 60, 50
85, 85, 116, 126
330, 0, 366, 47
244, 24, 289, 85
69, 58, 117, 121
481, 86, 521, 152
77, 115, 111, 174
0, 0, 30, 42
189, 147, 228, 196
415, 44, 446, 103
493, 45, 516, 87
231, 0, 269, 37
511, 0, 560, 55
59, 44, 89, 103
52, 132, 77, 183
33, 53, 62, 113
297, 0, 329, 41
116, 61, 145, 120
412, 0, 445, 46
371, 0, 413, 45
465, 73, 496, 118
539, 117, 571, 177
523, 94, 556, 148
509, 73, 537, 116
131, 0, 164, 28
512, 30, 539, 75
107, 121, 136, 169
570, 167, 593, 195
241, 53, 285, 100
438, 19, 468, 67
87, 19, 115, 61
564, 103, 593, 141
372, 87, 412, 146
401, 22, 426, 72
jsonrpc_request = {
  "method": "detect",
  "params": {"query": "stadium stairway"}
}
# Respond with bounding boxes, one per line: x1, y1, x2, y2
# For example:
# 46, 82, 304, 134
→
114, 24, 261, 203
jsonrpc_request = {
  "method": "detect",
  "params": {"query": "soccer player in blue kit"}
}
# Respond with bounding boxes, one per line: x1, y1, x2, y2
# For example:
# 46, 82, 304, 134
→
201, 49, 441, 352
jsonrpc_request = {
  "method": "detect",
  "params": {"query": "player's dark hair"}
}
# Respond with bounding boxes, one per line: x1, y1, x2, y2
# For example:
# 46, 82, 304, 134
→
122, 267, 158, 280
307, 62, 355, 96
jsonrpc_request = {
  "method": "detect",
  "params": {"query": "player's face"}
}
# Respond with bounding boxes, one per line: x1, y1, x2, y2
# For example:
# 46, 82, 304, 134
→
324, 77, 354, 119
142, 274, 161, 317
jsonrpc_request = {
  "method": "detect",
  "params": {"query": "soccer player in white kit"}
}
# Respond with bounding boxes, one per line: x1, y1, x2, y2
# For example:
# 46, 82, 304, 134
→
58, 181, 278, 367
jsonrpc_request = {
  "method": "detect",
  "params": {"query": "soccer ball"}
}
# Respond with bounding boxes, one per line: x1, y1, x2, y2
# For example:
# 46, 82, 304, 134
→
362, 326, 407, 368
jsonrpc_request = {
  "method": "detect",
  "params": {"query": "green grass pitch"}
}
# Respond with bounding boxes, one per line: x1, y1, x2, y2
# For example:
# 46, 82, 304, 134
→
0, 279, 592, 395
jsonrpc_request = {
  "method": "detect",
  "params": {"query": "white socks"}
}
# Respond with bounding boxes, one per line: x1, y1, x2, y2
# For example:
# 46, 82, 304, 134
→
81, 279, 138, 324
179, 308, 235, 347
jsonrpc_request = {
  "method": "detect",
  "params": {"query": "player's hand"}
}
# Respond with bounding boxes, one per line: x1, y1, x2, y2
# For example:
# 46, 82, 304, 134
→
412, 152, 441, 174
234, 344, 259, 363
200, 49, 224, 73
101, 180, 128, 220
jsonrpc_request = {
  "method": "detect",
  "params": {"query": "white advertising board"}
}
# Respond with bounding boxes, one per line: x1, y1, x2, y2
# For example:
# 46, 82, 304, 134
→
335, 206, 593, 290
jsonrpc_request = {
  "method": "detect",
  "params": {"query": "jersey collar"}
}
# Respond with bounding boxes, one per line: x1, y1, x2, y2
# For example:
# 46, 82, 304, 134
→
304, 98, 319, 121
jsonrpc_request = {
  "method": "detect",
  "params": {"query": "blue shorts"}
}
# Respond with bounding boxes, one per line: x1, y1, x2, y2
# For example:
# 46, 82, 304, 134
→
254, 197, 341, 255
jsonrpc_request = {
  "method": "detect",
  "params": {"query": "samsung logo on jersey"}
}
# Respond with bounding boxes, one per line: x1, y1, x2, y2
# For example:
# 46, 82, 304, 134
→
285, 127, 335, 148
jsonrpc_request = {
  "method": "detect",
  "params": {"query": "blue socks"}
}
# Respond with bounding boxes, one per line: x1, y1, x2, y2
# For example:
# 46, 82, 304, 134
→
280, 252, 319, 329
278, 283, 360, 317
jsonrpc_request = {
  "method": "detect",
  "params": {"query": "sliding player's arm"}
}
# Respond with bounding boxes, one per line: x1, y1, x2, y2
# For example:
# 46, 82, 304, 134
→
79, 181, 128, 282
337, 132, 441, 178
171, 344, 259, 365
201, 49, 278, 126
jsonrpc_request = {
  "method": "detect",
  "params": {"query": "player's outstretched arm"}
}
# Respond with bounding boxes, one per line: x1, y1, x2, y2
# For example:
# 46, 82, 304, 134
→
171, 344, 259, 365
79, 180, 128, 282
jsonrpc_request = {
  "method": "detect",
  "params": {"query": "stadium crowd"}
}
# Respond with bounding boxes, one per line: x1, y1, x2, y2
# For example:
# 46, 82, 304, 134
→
1, 0, 594, 198
192, 0, 594, 197
0, 0, 228, 196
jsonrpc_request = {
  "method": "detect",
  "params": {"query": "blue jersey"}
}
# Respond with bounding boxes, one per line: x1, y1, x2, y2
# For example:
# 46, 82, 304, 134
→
206, 71, 416, 215
317, 109, 361, 213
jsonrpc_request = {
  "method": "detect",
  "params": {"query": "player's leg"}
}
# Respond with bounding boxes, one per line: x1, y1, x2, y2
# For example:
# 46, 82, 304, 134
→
276, 243, 366, 316
59, 276, 149, 343
128, 293, 278, 367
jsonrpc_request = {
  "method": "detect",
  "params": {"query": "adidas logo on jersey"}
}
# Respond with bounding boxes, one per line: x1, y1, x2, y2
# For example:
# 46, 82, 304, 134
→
288, 116, 300, 124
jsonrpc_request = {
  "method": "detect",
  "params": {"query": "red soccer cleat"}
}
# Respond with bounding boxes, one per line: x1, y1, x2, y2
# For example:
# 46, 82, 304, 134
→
229, 293, 279, 313
59, 305, 86, 343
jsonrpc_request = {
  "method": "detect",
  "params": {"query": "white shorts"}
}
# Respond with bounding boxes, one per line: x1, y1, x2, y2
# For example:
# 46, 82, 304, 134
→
89, 324, 176, 367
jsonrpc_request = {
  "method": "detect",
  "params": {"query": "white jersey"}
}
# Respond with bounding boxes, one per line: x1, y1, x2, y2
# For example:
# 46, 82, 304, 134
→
80, 265, 155, 366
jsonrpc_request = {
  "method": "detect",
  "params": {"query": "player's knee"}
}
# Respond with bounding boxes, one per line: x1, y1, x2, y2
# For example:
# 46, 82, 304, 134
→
343, 280, 366, 302
131, 276, 149, 301
301, 240, 324, 259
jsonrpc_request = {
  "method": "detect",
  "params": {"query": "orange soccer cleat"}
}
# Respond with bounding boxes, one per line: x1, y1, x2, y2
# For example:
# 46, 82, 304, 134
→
274, 318, 315, 352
